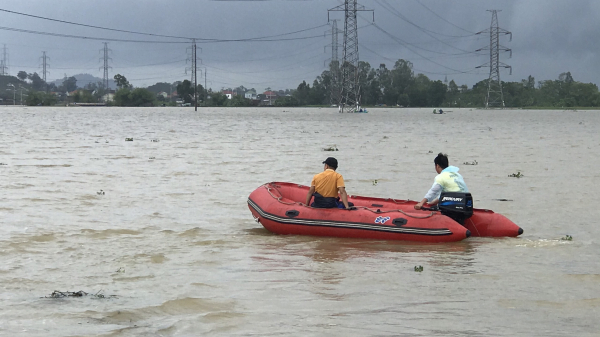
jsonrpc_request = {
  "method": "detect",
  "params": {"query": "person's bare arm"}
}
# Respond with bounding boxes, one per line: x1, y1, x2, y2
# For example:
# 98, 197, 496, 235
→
305, 186, 315, 206
338, 187, 350, 209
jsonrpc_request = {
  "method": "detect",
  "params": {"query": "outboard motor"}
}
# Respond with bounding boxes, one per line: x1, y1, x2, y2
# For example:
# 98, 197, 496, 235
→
438, 192, 473, 225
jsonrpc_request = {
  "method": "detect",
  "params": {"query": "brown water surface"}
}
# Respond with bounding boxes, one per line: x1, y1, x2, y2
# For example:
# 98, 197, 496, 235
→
0, 107, 598, 336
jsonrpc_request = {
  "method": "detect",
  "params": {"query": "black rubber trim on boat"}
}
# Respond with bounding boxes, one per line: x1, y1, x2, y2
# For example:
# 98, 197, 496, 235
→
518, 227, 523, 235
371, 204, 384, 207
466, 230, 471, 238
392, 218, 407, 226
286, 210, 300, 218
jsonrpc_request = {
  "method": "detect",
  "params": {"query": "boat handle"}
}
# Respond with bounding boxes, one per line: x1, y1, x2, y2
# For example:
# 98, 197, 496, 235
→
285, 210, 300, 218
392, 218, 407, 226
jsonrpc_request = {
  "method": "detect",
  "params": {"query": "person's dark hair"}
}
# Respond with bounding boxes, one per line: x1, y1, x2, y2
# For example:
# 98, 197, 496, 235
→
434, 153, 449, 169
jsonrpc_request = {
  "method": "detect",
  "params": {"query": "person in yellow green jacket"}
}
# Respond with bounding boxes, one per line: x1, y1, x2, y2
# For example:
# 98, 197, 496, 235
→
414, 153, 469, 210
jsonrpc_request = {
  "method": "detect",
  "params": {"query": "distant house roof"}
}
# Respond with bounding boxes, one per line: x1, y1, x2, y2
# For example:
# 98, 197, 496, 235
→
263, 91, 278, 96
222, 90, 235, 95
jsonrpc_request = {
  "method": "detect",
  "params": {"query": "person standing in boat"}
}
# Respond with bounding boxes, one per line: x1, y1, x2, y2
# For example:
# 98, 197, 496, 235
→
305, 157, 352, 209
414, 153, 469, 210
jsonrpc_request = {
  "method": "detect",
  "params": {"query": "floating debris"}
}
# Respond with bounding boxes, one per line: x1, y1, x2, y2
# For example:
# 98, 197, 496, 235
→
428, 150, 433, 153
44, 290, 116, 299
464, 160, 478, 165
414, 265, 424, 272
149, 156, 156, 160
97, 190, 105, 195
372, 179, 378, 186
561, 235, 573, 241
494, 198, 513, 202
382, 136, 388, 139
116, 267, 125, 273
0, 163, 7, 166
151, 139, 159, 142
125, 138, 133, 141
323, 145, 338, 152
508, 171, 524, 178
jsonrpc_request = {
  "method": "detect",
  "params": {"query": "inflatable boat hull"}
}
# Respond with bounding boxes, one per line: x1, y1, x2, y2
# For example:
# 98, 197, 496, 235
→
248, 182, 522, 242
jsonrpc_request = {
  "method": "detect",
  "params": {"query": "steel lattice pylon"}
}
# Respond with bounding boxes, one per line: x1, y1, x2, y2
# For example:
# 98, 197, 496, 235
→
329, 1, 373, 113
476, 10, 512, 108
100, 42, 112, 93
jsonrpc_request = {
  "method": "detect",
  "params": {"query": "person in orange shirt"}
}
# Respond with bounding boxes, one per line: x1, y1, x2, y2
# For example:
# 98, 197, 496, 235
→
305, 157, 352, 209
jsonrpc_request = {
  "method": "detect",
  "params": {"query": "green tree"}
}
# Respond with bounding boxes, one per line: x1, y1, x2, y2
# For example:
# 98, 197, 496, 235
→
17, 71, 28, 81
427, 80, 447, 107
113, 74, 131, 89
113, 88, 156, 106
274, 96, 299, 107
176, 80, 194, 104
227, 94, 251, 107
293, 81, 311, 105
26, 91, 57, 106
28, 72, 47, 91
208, 92, 228, 106
61, 76, 77, 93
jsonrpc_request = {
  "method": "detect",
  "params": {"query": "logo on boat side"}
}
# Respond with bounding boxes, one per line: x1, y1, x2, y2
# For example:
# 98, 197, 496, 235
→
375, 216, 391, 224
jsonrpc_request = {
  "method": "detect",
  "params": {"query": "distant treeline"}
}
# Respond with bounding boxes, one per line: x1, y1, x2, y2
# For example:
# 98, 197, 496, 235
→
2, 60, 599, 108
281, 59, 600, 108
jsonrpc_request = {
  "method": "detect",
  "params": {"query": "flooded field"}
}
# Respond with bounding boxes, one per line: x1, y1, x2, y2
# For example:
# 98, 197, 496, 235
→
0, 106, 598, 336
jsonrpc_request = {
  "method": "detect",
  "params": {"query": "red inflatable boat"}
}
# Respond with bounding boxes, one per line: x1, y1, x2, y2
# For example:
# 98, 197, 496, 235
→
248, 182, 523, 243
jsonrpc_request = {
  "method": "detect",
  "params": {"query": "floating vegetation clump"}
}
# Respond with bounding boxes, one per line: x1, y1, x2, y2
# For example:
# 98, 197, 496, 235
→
323, 145, 338, 152
464, 160, 478, 165
125, 138, 133, 141
414, 265, 424, 272
44, 290, 116, 299
561, 235, 573, 241
508, 171, 524, 178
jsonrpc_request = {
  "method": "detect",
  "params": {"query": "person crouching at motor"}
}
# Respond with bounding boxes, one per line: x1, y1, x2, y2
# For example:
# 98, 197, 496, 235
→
305, 157, 353, 209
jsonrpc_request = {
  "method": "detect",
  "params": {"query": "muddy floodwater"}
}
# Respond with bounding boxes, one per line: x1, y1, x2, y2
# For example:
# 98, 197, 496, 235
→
0, 106, 599, 336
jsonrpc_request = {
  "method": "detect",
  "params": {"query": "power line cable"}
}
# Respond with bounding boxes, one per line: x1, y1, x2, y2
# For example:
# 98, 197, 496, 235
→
370, 23, 475, 74
0, 8, 330, 42
413, 0, 475, 34
375, 0, 476, 53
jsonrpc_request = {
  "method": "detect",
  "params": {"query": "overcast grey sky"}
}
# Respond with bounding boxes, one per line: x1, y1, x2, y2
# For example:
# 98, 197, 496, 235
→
0, 0, 598, 91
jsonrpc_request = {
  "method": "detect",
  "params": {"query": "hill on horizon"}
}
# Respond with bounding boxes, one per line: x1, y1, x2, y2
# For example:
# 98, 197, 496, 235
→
51, 73, 116, 90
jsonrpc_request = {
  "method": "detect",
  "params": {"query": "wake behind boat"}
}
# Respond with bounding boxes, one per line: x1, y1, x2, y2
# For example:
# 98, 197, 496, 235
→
248, 182, 523, 243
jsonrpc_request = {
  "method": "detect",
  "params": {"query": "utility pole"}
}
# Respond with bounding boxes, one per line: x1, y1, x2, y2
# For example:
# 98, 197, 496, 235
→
1, 44, 8, 76
99, 42, 112, 100
325, 20, 341, 106
476, 10, 512, 108
328, 1, 373, 113
40, 51, 50, 92
186, 39, 201, 111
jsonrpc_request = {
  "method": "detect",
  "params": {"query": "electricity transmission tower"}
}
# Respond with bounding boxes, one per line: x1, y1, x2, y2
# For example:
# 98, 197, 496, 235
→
40, 51, 50, 90
99, 42, 112, 95
329, 0, 373, 113
325, 20, 341, 106
1, 44, 9, 76
476, 10, 512, 108
186, 39, 202, 111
